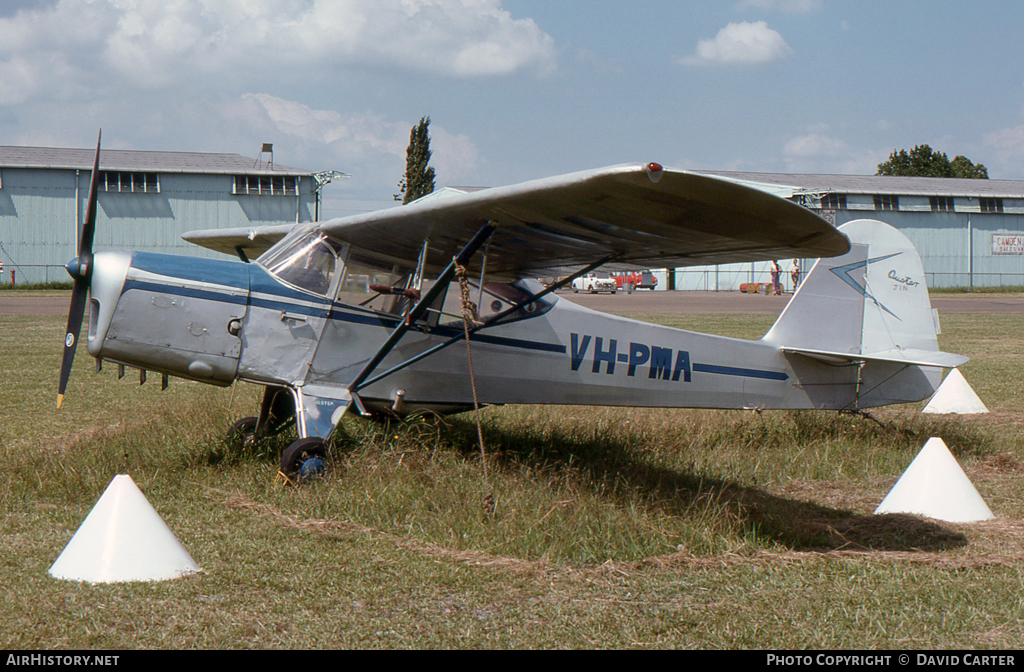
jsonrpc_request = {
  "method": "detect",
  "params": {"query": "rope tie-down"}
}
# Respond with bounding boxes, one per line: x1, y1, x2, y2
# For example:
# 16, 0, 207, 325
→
454, 258, 495, 516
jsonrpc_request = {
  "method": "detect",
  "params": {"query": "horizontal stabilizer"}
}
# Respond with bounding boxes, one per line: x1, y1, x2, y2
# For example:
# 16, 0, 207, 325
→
782, 346, 968, 369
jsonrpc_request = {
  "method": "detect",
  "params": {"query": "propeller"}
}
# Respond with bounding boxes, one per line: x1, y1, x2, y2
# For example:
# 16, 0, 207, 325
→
57, 130, 102, 409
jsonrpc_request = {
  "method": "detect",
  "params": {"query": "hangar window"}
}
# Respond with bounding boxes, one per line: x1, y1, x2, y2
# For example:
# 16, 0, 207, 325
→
930, 196, 955, 212
101, 172, 160, 194
980, 197, 1003, 213
233, 175, 298, 196
820, 193, 846, 210
873, 195, 899, 211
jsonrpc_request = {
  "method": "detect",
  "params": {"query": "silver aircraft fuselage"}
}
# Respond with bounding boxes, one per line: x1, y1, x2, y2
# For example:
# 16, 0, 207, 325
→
85, 246, 940, 431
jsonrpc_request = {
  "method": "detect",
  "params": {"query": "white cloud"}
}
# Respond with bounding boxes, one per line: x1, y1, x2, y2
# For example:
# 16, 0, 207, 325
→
783, 132, 848, 159
984, 125, 1024, 151
735, 0, 822, 14
679, 21, 794, 66
239, 93, 478, 186
780, 128, 882, 174
0, 0, 558, 103
982, 125, 1024, 178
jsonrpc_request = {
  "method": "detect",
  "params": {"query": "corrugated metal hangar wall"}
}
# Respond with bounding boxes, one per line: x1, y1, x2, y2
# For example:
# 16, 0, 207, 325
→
0, 146, 320, 285
3, 147, 1024, 290
668, 171, 1024, 291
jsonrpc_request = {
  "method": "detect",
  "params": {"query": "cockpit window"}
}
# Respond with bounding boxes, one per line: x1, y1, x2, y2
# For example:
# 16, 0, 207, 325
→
257, 229, 346, 297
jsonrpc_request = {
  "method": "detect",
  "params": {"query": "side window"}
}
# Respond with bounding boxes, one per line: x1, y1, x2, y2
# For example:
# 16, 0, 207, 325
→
435, 281, 546, 327
336, 252, 415, 315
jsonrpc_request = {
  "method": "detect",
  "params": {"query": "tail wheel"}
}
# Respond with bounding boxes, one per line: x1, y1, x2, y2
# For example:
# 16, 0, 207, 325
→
280, 437, 328, 481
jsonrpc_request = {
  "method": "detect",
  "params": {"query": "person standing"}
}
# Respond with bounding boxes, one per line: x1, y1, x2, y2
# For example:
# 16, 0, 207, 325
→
770, 260, 782, 295
790, 259, 801, 292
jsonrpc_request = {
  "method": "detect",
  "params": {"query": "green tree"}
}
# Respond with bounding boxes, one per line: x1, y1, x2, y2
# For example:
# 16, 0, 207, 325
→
876, 144, 988, 179
395, 116, 437, 204
949, 155, 989, 179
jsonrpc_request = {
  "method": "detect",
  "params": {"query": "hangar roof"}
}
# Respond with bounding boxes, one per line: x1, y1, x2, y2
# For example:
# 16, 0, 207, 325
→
696, 170, 1024, 199
0, 145, 311, 176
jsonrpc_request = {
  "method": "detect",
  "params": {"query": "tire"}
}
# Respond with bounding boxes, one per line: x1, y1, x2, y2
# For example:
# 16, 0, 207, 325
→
280, 437, 328, 481
225, 416, 259, 451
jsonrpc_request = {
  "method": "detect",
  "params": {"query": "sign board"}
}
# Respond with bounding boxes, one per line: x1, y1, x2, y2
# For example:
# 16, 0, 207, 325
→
992, 234, 1024, 255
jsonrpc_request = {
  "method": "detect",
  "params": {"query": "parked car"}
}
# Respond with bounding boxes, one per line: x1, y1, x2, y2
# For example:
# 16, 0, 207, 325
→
613, 270, 658, 293
571, 272, 618, 294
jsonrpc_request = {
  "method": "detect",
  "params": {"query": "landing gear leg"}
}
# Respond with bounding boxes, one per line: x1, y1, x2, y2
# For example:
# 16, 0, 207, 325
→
226, 385, 296, 449
259, 386, 296, 433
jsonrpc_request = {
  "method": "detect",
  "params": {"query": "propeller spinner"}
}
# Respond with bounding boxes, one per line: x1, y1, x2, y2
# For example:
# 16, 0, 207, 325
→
57, 130, 102, 409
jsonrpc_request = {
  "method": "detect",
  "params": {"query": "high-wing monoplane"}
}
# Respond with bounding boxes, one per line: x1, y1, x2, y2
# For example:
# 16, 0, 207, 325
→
58, 134, 966, 478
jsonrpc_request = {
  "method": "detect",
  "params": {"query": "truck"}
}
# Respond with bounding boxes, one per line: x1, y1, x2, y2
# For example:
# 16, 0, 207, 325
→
612, 270, 658, 293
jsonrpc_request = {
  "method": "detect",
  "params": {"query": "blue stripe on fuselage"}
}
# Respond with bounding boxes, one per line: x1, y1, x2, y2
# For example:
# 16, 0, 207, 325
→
122, 279, 249, 307
122, 254, 566, 355
130, 252, 250, 290
692, 363, 789, 381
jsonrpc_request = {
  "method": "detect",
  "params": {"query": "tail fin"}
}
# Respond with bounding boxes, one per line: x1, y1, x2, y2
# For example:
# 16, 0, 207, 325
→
763, 219, 966, 368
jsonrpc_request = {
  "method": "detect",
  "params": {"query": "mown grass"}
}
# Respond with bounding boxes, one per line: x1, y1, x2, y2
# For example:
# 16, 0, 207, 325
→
2, 306, 1024, 648
0, 282, 73, 291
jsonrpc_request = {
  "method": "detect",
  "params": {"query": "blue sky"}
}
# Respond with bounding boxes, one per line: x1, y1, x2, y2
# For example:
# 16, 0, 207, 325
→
2, 1, 1023, 217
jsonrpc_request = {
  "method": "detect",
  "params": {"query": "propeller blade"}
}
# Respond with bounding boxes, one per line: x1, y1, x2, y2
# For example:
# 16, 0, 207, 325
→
79, 130, 102, 260
57, 277, 89, 409
57, 130, 102, 409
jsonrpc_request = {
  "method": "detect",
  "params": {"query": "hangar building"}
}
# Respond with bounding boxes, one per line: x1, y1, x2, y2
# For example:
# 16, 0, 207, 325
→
2, 144, 1022, 290
676, 171, 1024, 291
0, 144, 337, 285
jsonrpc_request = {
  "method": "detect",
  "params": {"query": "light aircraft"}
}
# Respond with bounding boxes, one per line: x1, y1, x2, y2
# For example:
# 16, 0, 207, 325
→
58, 133, 966, 479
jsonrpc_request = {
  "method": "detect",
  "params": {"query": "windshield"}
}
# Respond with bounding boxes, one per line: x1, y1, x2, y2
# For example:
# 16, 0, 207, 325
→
257, 228, 346, 297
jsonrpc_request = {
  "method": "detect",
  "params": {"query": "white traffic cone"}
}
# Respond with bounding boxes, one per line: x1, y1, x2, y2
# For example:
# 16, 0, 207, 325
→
875, 438, 994, 523
923, 369, 988, 415
49, 475, 201, 583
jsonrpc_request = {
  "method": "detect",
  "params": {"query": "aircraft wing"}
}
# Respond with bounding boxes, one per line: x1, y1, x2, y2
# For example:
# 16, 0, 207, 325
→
183, 163, 850, 274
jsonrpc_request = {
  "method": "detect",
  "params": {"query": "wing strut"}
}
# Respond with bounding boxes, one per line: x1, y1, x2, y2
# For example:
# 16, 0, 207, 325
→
346, 222, 497, 407
351, 255, 615, 392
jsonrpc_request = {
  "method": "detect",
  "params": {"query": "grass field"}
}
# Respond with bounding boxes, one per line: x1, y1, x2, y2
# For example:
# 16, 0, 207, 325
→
2, 306, 1023, 649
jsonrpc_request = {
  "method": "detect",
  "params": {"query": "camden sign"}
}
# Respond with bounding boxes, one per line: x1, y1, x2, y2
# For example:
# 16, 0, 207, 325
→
992, 234, 1024, 255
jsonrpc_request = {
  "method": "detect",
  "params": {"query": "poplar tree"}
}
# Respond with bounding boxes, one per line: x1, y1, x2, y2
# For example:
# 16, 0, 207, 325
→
395, 116, 437, 204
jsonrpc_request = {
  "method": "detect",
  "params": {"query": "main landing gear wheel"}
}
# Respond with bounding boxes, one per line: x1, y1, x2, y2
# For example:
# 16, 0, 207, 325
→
280, 437, 328, 482
225, 416, 259, 451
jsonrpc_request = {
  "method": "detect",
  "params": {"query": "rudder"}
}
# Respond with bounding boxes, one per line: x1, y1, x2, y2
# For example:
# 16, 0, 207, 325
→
763, 219, 942, 358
